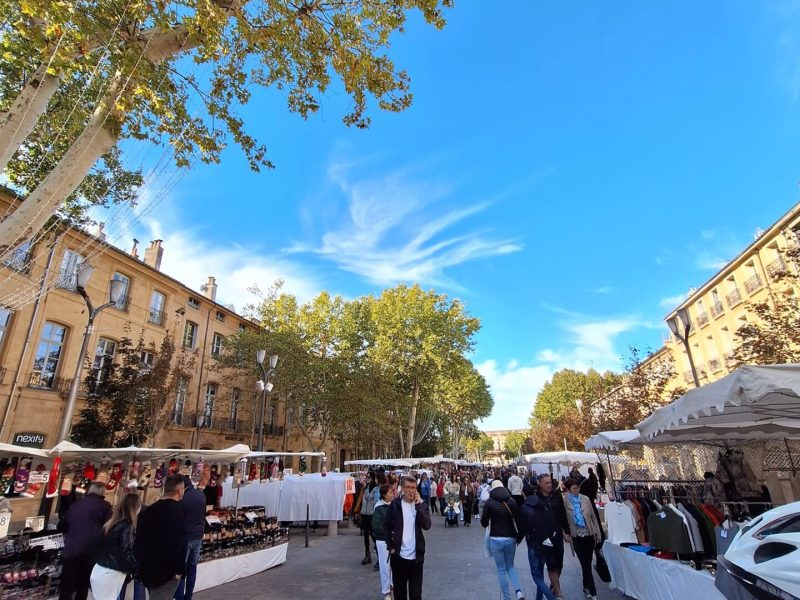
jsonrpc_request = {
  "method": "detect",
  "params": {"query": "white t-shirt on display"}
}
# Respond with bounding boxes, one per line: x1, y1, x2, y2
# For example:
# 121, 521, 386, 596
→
605, 501, 637, 544
400, 499, 417, 560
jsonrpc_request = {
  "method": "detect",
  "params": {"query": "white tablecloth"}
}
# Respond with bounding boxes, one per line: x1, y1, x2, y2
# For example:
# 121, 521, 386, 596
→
277, 474, 346, 522
603, 541, 725, 600
220, 479, 282, 516
194, 543, 288, 592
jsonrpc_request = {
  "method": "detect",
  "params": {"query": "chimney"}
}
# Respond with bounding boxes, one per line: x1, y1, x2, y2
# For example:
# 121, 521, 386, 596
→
94, 222, 106, 241
144, 239, 163, 271
131, 238, 139, 259
202, 276, 217, 302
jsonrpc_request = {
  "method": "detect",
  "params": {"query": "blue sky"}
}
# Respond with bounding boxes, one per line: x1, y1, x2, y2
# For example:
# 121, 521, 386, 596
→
99, 1, 800, 429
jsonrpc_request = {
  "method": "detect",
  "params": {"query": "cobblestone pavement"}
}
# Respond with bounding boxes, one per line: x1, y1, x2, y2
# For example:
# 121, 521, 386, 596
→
195, 516, 630, 600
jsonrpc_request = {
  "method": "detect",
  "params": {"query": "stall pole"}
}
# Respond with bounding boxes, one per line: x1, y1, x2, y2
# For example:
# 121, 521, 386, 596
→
305, 504, 310, 548
785, 438, 797, 476
328, 519, 337, 537
605, 449, 618, 499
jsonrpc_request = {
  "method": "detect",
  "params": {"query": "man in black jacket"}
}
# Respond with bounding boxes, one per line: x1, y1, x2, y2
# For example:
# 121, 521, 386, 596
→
175, 475, 206, 600
134, 474, 186, 600
383, 475, 431, 600
535, 474, 569, 599
520, 484, 558, 600
59, 481, 112, 600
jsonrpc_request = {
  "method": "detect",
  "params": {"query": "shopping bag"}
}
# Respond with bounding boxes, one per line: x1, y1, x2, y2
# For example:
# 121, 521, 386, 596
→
483, 526, 492, 559
594, 547, 611, 583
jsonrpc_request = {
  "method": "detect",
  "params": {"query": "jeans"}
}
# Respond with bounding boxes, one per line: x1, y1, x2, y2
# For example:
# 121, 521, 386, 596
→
174, 538, 202, 600
438, 497, 446, 513
375, 540, 392, 595
573, 535, 597, 596
527, 545, 557, 600
429, 497, 438, 514
489, 537, 522, 600
117, 576, 146, 600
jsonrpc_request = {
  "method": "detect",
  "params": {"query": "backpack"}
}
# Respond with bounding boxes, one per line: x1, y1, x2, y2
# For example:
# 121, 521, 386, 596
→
479, 484, 490, 502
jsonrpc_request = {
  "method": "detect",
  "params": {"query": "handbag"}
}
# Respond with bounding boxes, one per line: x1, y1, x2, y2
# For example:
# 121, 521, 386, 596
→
594, 546, 611, 583
502, 501, 524, 544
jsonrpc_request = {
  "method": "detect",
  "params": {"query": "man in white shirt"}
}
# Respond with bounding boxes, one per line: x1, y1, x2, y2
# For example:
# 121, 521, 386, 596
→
383, 475, 432, 600
508, 472, 524, 506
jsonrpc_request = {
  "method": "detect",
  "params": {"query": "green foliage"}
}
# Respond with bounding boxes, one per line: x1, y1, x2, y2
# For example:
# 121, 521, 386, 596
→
531, 368, 620, 425
221, 281, 491, 456
503, 430, 529, 459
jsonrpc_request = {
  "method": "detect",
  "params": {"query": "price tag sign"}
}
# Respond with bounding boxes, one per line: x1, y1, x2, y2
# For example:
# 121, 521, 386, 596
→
659, 512, 666, 520
205, 516, 221, 526
0, 511, 10, 538
345, 478, 355, 495
28, 533, 64, 551
245, 511, 258, 521
721, 530, 728, 538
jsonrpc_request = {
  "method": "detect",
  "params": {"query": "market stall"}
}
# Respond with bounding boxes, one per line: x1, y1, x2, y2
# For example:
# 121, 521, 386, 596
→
588, 365, 800, 600
518, 450, 600, 481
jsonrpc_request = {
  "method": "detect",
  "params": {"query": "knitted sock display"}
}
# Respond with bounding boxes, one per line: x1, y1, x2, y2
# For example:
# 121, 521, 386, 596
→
46, 456, 61, 498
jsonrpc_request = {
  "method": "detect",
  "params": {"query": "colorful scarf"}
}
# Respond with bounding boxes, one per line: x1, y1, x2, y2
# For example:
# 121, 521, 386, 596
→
568, 493, 586, 528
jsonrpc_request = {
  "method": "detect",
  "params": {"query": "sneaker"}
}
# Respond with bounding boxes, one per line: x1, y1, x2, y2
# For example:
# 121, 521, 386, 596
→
373, 561, 379, 570
584, 589, 592, 598
382, 594, 392, 600
515, 591, 525, 600
361, 556, 371, 565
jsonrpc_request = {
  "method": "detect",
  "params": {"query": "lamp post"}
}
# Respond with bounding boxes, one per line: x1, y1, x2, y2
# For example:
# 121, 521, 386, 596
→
667, 307, 700, 388
56, 263, 125, 442
256, 350, 278, 452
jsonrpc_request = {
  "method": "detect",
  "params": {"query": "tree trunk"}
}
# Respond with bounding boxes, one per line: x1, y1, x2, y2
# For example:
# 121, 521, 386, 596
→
404, 376, 420, 457
0, 64, 61, 173
0, 26, 203, 252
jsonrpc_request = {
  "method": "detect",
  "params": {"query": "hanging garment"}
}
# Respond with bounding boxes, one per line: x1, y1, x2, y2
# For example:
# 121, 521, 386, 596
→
647, 507, 693, 555
684, 503, 715, 556
764, 473, 786, 505
624, 500, 646, 544
605, 502, 637, 544
672, 504, 703, 553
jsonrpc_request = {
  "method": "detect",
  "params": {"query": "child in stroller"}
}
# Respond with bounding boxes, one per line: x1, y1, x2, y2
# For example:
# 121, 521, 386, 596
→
443, 494, 461, 527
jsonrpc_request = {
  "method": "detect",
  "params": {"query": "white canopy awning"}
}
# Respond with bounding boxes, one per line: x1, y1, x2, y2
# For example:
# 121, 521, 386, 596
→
344, 458, 418, 468
636, 364, 800, 441
0, 443, 50, 459
48, 442, 251, 463
520, 451, 599, 467
247, 451, 325, 459
584, 430, 642, 451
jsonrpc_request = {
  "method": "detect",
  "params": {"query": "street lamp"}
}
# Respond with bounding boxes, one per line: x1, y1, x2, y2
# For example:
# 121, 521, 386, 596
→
56, 263, 125, 442
667, 307, 700, 388
255, 350, 278, 452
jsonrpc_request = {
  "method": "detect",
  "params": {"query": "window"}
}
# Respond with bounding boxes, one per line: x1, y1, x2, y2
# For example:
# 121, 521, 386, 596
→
31, 322, 67, 388
111, 272, 130, 310
173, 377, 188, 425
56, 250, 84, 290
140, 351, 155, 370
188, 297, 200, 310
184, 321, 198, 348
202, 383, 216, 427
238, 323, 246, 333
230, 388, 241, 427
92, 338, 117, 383
215, 311, 226, 323
211, 333, 223, 358
148, 291, 166, 325
0, 307, 11, 351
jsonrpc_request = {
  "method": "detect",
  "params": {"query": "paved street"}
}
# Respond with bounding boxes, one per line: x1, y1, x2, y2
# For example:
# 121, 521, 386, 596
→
196, 517, 629, 600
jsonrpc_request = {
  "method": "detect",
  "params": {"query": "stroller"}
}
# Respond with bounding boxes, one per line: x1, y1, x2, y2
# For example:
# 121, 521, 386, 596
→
443, 495, 461, 527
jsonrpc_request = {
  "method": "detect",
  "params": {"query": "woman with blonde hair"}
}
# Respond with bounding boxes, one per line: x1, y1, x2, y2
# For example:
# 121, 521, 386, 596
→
90, 493, 142, 599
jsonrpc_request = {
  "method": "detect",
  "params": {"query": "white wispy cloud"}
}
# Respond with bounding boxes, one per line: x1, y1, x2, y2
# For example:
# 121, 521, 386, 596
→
288, 161, 523, 287
591, 286, 616, 294
694, 252, 729, 271
659, 291, 688, 309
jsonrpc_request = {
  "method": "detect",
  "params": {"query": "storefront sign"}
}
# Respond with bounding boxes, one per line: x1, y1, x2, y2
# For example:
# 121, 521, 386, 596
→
12, 432, 46, 448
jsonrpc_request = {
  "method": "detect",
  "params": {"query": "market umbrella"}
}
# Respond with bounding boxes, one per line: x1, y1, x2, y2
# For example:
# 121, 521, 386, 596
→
636, 364, 800, 441
584, 430, 642, 451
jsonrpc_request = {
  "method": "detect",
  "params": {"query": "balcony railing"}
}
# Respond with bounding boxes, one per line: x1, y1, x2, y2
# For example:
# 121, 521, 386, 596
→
743, 273, 763, 295
710, 301, 724, 317
27, 372, 62, 391
59, 378, 89, 398
148, 309, 165, 326
725, 288, 742, 308
766, 256, 788, 280
54, 269, 77, 291
725, 352, 737, 369
683, 371, 695, 384
709, 357, 722, 372
2, 247, 31, 274
113, 295, 130, 312
696, 312, 709, 327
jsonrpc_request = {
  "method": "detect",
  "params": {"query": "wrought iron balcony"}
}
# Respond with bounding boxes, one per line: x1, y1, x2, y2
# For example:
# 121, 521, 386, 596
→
2, 247, 31, 274
725, 288, 742, 308
59, 378, 90, 398
710, 301, 724, 317
709, 357, 722, 372
54, 269, 78, 291
766, 256, 788, 279
148, 309, 165, 326
743, 273, 763, 295
696, 312, 709, 327
27, 372, 63, 391
112, 295, 131, 312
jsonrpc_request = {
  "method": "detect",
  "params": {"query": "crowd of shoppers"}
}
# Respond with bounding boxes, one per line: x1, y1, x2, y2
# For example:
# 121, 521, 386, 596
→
58, 473, 207, 600
351, 464, 606, 600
